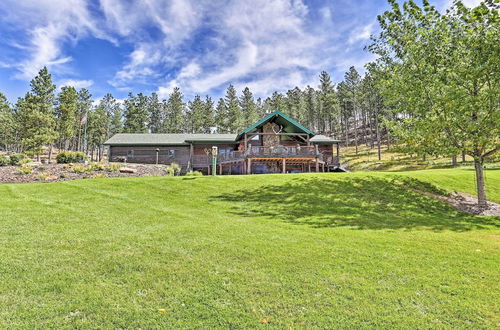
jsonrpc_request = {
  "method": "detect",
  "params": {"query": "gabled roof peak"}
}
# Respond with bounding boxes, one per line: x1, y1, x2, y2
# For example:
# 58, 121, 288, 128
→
236, 109, 315, 139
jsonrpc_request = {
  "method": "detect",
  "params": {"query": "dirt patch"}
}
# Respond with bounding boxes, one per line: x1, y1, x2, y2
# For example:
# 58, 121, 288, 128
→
405, 187, 500, 216
0, 163, 172, 183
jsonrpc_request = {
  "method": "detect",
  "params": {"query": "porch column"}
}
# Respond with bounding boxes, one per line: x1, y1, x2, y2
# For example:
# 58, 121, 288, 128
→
189, 143, 194, 170
308, 163, 311, 172
315, 158, 319, 172
207, 165, 211, 175
219, 164, 222, 175
282, 158, 286, 173
336, 143, 340, 162
247, 158, 252, 174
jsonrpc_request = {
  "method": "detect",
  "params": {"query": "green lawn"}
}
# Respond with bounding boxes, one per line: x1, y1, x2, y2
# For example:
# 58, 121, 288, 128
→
0, 169, 498, 328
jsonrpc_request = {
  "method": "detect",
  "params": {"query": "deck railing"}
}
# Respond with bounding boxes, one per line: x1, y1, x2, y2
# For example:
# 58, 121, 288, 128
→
190, 149, 338, 166
247, 146, 317, 157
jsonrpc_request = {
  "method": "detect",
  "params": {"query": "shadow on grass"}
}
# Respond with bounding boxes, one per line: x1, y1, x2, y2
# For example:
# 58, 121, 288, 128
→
213, 176, 498, 231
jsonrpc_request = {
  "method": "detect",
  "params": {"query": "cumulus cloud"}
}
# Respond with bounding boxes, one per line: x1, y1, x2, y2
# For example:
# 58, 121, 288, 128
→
58, 79, 94, 89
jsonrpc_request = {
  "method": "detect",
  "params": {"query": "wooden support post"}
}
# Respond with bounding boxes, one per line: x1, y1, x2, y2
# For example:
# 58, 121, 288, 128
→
189, 143, 193, 170
247, 158, 252, 174
282, 158, 286, 173
207, 165, 211, 176
336, 143, 340, 159
315, 158, 319, 172
244, 133, 247, 154
308, 163, 311, 172
219, 164, 222, 175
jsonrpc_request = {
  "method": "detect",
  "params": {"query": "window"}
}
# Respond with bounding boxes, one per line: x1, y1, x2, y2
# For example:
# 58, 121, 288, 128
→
167, 149, 175, 157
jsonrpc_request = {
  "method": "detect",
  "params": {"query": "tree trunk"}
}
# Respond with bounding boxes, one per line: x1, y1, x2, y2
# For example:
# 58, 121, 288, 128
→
48, 145, 53, 164
474, 158, 487, 207
452, 155, 457, 167
462, 151, 466, 162
375, 113, 381, 161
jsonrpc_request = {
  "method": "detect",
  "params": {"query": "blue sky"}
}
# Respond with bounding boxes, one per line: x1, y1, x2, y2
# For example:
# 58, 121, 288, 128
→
0, 0, 480, 103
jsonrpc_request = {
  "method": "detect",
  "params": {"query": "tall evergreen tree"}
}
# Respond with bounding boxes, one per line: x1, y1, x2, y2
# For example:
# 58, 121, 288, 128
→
344, 66, 361, 153
318, 71, 339, 135
304, 86, 317, 131
187, 95, 205, 133
87, 103, 108, 161
225, 85, 242, 133
268, 91, 286, 112
240, 87, 259, 126
56, 86, 78, 150
215, 98, 228, 133
201, 96, 215, 133
123, 93, 148, 133
285, 87, 305, 123
163, 87, 185, 133
16, 67, 57, 160
75, 89, 93, 152
148, 92, 163, 133
0, 93, 15, 151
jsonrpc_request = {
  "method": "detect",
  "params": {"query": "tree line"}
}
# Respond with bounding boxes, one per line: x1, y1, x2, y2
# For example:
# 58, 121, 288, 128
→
0, 66, 391, 161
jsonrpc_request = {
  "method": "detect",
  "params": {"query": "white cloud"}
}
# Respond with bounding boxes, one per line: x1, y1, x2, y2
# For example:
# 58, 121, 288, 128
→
348, 23, 375, 45
58, 79, 94, 89
1, 0, 109, 80
153, 0, 324, 97
443, 0, 482, 9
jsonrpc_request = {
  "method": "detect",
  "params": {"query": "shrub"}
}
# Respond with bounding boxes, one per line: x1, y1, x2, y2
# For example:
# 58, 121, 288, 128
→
90, 162, 106, 171
56, 151, 86, 164
59, 173, 66, 179
186, 170, 203, 177
17, 164, 33, 175
107, 163, 121, 172
92, 173, 106, 179
10, 153, 28, 166
0, 154, 9, 166
38, 172, 49, 181
72, 165, 89, 173
165, 163, 181, 176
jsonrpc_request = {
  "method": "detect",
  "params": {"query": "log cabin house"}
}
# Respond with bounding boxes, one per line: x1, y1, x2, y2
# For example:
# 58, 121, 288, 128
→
104, 110, 341, 175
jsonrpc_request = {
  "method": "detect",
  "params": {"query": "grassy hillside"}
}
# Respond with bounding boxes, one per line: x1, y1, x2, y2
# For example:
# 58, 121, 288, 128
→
0, 170, 498, 328
342, 145, 500, 171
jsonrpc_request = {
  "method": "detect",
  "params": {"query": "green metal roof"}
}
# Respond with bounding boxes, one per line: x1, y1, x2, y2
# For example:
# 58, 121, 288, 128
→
310, 135, 342, 144
104, 133, 237, 146
236, 110, 315, 140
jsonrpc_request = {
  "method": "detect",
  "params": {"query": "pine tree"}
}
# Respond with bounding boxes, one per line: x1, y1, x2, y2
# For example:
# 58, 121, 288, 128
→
75, 89, 93, 152
148, 92, 162, 133
56, 86, 78, 150
318, 71, 339, 135
304, 86, 317, 131
225, 85, 242, 133
187, 95, 205, 133
16, 67, 58, 160
123, 93, 148, 133
268, 91, 286, 111
87, 104, 108, 161
201, 96, 215, 133
163, 87, 185, 133
240, 87, 259, 126
344, 66, 361, 153
285, 87, 305, 123
0, 93, 15, 151
215, 98, 227, 133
